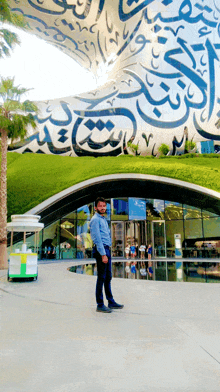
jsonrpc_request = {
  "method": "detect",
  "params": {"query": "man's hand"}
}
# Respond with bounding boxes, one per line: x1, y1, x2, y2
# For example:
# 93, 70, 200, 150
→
102, 255, 108, 264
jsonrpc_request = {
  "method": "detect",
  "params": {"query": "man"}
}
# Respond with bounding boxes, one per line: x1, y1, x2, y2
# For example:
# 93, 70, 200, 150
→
90, 197, 124, 313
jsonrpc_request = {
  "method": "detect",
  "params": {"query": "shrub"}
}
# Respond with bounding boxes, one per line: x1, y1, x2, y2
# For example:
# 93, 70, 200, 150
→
158, 143, 169, 156
127, 140, 139, 155
185, 140, 196, 152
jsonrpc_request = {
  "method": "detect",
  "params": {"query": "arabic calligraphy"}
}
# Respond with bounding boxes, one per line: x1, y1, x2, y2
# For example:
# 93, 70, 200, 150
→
8, 0, 220, 156
72, 107, 137, 156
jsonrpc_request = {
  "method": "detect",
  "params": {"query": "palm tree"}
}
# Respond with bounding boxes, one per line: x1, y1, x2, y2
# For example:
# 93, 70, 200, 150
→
0, 77, 38, 269
0, 0, 28, 58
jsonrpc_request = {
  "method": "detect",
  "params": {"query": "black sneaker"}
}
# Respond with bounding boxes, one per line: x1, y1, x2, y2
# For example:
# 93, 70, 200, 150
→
96, 305, 112, 313
108, 302, 124, 309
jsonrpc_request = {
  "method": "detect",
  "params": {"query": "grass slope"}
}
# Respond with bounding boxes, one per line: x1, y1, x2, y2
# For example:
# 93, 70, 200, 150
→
6, 152, 220, 219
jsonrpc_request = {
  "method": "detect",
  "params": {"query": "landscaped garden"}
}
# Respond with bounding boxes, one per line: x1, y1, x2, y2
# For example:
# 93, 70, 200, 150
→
5, 152, 220, 220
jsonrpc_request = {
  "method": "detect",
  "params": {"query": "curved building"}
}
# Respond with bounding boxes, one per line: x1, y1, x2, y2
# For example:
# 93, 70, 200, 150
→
12, 173, 220, 263
6, 1, 220, 276
8, 0, 220, 156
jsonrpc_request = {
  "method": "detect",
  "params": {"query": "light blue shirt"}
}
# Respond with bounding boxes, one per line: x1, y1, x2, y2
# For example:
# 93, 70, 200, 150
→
90, 213, 111, 256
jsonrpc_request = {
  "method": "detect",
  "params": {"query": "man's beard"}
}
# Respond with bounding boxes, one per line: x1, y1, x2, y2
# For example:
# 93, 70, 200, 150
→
97, 208, 105, 215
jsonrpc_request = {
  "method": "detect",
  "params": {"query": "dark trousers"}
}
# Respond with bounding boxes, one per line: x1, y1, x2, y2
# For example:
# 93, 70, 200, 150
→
94, 245, 114, 306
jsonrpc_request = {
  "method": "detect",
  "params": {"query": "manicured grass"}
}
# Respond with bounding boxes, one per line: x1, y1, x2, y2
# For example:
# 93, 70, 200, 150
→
6, 152, 220, 219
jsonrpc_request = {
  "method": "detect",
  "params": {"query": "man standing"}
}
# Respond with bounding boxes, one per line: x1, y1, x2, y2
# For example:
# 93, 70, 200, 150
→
90, 197, 124, 313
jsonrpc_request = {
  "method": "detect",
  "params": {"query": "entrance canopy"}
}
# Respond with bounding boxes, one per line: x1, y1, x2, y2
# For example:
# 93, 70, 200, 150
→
26, 174, 220, 227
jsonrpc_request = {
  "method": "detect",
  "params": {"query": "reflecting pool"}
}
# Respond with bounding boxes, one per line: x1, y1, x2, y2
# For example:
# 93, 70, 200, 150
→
69, 261, 220, 283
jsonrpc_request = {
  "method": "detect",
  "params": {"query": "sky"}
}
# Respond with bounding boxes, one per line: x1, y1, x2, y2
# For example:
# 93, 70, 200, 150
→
0, 27, 97, 102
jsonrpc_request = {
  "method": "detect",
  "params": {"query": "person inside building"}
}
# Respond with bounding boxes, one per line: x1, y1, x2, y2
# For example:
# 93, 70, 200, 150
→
125, 243, 130, 259
147, 243, 152, 260
139, 244, 146, 259
130, 243, 136, 259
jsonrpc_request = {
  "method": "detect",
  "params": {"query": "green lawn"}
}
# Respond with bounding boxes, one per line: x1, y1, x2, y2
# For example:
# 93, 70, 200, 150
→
6, 152, 220, 219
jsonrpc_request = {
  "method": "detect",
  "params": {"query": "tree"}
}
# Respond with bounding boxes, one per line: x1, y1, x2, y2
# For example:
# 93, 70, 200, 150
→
0, 77, 38, 269
0, 0, 28, 58
0, 2, 31, 268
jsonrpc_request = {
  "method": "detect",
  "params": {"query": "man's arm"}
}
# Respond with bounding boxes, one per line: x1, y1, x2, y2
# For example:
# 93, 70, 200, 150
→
90, 218, 106, 256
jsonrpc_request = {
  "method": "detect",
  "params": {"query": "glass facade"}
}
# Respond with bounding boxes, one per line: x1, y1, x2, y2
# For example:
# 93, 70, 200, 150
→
30, 197, 220, 261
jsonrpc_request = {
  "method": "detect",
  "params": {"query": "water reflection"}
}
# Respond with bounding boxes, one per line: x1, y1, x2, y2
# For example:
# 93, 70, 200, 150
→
69, 261, 220, 283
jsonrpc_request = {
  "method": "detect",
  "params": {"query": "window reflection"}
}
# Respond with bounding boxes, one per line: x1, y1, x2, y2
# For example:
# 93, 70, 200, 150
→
69, 260, 220, 283
64, 211, 77, 219
77, 205, 92, 258
146, 199, 164, 220
184, 219, 203, 239
166, 220, 184, 257
77, 222, 92, 259
42, 220, 60, 259
202, 210, 219, 218
111, 198, 128, 220
153, 221, 166, 257
165, 201, 183, 220
129, 198, 146, 220
183, 205, 202, 219
60, 218, 76, 259
105, 200, 111, 222
112, 222, 124, 257
203, 217, 220, 238
77, 204, 92, 221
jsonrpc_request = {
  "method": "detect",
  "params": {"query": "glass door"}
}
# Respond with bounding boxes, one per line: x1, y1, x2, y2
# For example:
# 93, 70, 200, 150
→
125, 221, 146, 257
111, 222, 124, 257
152, 221, 166, 257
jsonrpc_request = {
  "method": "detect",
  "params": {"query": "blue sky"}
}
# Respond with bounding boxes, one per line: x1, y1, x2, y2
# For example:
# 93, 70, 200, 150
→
0, 27, 97, 102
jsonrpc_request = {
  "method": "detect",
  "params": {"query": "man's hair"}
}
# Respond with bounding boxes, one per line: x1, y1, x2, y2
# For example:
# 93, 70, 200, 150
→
95, 197, 106, 207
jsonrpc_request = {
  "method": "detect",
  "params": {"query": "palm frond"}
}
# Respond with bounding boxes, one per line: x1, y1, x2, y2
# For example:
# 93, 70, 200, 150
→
4, 99, 23, 113
0, 0, 11, 23
0, 1, 28, 29
7, 113, 37, 142
0, 43, 10, 58
0, 29, 20, 48
0, 78, 32, 101
22, 100, 39, 114
10, 13, 29, 30
0, 77, 38, 141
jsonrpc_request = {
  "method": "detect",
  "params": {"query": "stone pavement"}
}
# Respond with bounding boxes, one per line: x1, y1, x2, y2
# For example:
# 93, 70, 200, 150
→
1, 262, 220, 392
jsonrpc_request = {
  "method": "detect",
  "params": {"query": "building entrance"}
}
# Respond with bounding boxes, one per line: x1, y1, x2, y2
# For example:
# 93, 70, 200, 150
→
111, 221, 147, 258
111, 220, 167, 258
125, 221, 146, 251
152, 221, 166, 258
111, 222, 124, 257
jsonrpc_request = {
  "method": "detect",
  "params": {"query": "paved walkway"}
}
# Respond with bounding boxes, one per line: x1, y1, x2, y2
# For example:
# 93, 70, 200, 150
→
1, 262, 220, 392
